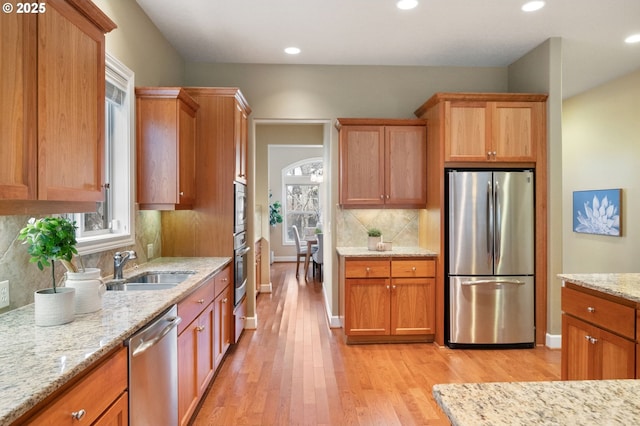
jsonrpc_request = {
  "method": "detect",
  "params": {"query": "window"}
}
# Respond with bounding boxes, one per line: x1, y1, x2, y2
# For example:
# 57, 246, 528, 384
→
282, 158, 323, 245
67, 53, 135, 254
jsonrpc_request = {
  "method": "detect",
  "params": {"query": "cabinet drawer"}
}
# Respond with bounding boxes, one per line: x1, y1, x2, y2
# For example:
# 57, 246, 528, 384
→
214, 265, 232, 297
562, 286, 635, 339
391, 259, 435, 277
25, 347, 127, 425
345, 259, 390, 278
178, 278, 214, 334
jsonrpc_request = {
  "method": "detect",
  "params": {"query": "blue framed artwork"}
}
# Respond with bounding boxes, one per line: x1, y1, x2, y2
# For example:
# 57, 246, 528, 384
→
573, 188, 621, 236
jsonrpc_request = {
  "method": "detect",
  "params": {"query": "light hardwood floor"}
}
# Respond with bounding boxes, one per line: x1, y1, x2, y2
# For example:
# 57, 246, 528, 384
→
193, 262, 561, 425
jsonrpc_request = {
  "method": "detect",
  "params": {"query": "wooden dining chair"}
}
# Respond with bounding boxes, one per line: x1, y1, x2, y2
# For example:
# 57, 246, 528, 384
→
292, 225, 311, 277
312, 232, 323, 279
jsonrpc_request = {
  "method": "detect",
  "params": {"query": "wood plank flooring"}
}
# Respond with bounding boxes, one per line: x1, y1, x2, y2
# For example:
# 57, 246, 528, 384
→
193, 262, 561, 425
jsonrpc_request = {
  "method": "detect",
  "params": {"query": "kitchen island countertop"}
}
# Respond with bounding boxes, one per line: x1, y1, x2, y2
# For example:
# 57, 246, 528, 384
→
0, 257, 230, 425
558, 272, 640, 303
433, 379, 640, 425
336, 246, 437, 257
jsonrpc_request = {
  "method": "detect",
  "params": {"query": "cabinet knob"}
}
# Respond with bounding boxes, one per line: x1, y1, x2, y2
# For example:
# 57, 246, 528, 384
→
386, 195, 390, 199
223, 298, 228, 303
412, 266, 416, 272
71, 409, 86, 420
196, 325, 205, 332
197, 299, 205, 304
386, 285, 390, 290
392, 285, 396, 289
587, 306, 595, 313
380, 195, 384, 200
180, 191, 184, 196
366, 267, 371, 272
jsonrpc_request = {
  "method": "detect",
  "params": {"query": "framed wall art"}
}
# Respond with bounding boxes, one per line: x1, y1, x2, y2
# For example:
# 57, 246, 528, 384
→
573, 188, 621, 236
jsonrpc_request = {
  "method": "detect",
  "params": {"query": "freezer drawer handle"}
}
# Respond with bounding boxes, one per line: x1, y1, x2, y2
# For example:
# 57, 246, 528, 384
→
461, 279, 526, 286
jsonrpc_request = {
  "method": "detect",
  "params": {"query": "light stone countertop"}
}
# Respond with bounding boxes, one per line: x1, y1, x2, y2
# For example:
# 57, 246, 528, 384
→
336, 246, 437, 257
558, 273, 640, 303
0, 257, 230, 425
433, 380, 640, 426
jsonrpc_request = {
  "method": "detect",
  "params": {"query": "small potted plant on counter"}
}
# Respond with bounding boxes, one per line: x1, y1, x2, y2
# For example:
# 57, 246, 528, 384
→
367, 228, 382, 251
19, 216, 79, 326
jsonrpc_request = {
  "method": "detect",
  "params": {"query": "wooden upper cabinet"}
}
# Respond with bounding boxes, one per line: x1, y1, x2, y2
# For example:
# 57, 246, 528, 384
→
136, 87, 199, 210
0, 0, 116, 208
416, 93, 547, 163
337, 119, 427, 208
234, 100, 249, 184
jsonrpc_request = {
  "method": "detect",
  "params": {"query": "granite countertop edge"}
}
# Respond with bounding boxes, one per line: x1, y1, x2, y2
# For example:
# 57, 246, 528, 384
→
558, 272, 640, 303
0, 256, 231, 425
336, 246, 437, 257
432, 379, 640, 425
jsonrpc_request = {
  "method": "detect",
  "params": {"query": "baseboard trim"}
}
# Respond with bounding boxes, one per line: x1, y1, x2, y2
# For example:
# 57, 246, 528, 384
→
244, 315, 258, 330
259, 282, 272, 293
322, 283, 341, 328
546, 333, 561, 349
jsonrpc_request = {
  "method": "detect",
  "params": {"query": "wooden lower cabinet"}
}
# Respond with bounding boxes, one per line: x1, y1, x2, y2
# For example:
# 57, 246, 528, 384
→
561, 283, 636, 380
344, 257, 435, 343
177, 265, 232, 426
21, 347, 128, 425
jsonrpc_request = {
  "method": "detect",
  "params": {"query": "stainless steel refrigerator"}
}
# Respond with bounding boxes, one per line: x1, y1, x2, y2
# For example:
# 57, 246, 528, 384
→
447, 170, 535, 348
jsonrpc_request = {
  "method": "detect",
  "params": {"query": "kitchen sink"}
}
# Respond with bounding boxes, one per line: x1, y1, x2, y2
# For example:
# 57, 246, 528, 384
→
106, 271, 195, 291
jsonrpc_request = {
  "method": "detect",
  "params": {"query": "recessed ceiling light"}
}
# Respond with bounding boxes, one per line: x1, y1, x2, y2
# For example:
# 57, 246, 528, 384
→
396, 0, 418, 10
284, 47, 301, 55
625, 34, 640, 44
522, 1, 545, 12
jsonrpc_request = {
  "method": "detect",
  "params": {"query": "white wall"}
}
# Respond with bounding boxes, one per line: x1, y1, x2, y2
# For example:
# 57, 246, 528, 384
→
562, 70, 640, 273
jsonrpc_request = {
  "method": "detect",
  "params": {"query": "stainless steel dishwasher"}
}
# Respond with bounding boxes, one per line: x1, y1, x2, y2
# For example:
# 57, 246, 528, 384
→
126, 305, 181, 425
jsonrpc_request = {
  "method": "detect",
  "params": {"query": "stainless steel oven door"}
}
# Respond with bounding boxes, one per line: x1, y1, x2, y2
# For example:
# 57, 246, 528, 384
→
234, 245, 250, 306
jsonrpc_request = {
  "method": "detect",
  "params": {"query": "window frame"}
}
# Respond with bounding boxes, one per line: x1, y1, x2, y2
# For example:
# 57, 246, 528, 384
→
73, 52, 136, 255
281, 157, 323, 246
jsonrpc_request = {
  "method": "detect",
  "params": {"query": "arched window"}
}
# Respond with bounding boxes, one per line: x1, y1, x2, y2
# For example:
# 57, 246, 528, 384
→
282, 157, 323, 244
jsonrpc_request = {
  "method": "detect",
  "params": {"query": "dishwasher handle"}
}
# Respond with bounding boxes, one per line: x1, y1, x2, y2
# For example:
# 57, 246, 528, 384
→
132, 315, 182, 358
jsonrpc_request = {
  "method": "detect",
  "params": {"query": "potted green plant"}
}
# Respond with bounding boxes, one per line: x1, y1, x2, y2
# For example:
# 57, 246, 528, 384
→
269, 192, 283, 227
18, 217, 79, 326
367, 228, 382, 251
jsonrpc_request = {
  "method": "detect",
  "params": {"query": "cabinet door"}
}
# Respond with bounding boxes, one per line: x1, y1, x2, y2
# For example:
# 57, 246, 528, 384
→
491, 102, 538, 162
196, 304, 215, 395
178, 100, 197, 206
391, 278, 435, 335
178, 324, 198, 426
561, 314, 593, 380
93, 391, 128, 426
0, 13, 36, 200
445, 101, 489, 162
339, 126, 385, 206
215, 285, 232, 369
37, 0, 105, 201
597, 327, 635, 380
234, 101, 248, 183
385, 126, 427, 207
345, 278, 390, 336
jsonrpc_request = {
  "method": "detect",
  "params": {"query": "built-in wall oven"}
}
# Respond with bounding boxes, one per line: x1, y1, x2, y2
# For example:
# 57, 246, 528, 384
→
233, 231, 249, 306
234, 182, 247, 234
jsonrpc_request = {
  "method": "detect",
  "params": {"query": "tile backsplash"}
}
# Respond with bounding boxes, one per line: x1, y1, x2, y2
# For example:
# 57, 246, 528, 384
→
0, 209, 161, 314
335, 208, 421, 247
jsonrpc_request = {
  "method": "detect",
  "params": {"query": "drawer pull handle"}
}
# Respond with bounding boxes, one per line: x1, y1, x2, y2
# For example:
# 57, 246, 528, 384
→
197, 325, 205, 332
71, 409, 86, 420
587, 306, 595, 313
198, 299, 205, 304
584, 335, 598, 344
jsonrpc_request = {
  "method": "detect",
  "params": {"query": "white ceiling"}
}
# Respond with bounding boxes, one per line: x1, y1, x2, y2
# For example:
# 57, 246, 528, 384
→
135, 0, 640, 98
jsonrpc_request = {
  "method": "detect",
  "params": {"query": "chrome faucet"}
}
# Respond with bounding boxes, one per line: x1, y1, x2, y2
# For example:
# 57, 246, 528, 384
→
113, 250, 137, 279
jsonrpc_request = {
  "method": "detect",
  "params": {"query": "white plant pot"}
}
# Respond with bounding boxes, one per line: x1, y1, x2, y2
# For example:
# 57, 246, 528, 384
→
34, 287, 76, 326
368, 236, 382, 251
64, 268, 105, 314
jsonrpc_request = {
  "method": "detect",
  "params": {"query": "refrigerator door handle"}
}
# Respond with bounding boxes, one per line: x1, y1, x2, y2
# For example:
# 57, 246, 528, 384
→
461, 279, 527, 286
487, 180, 493, 267
494, 179, 501, 267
